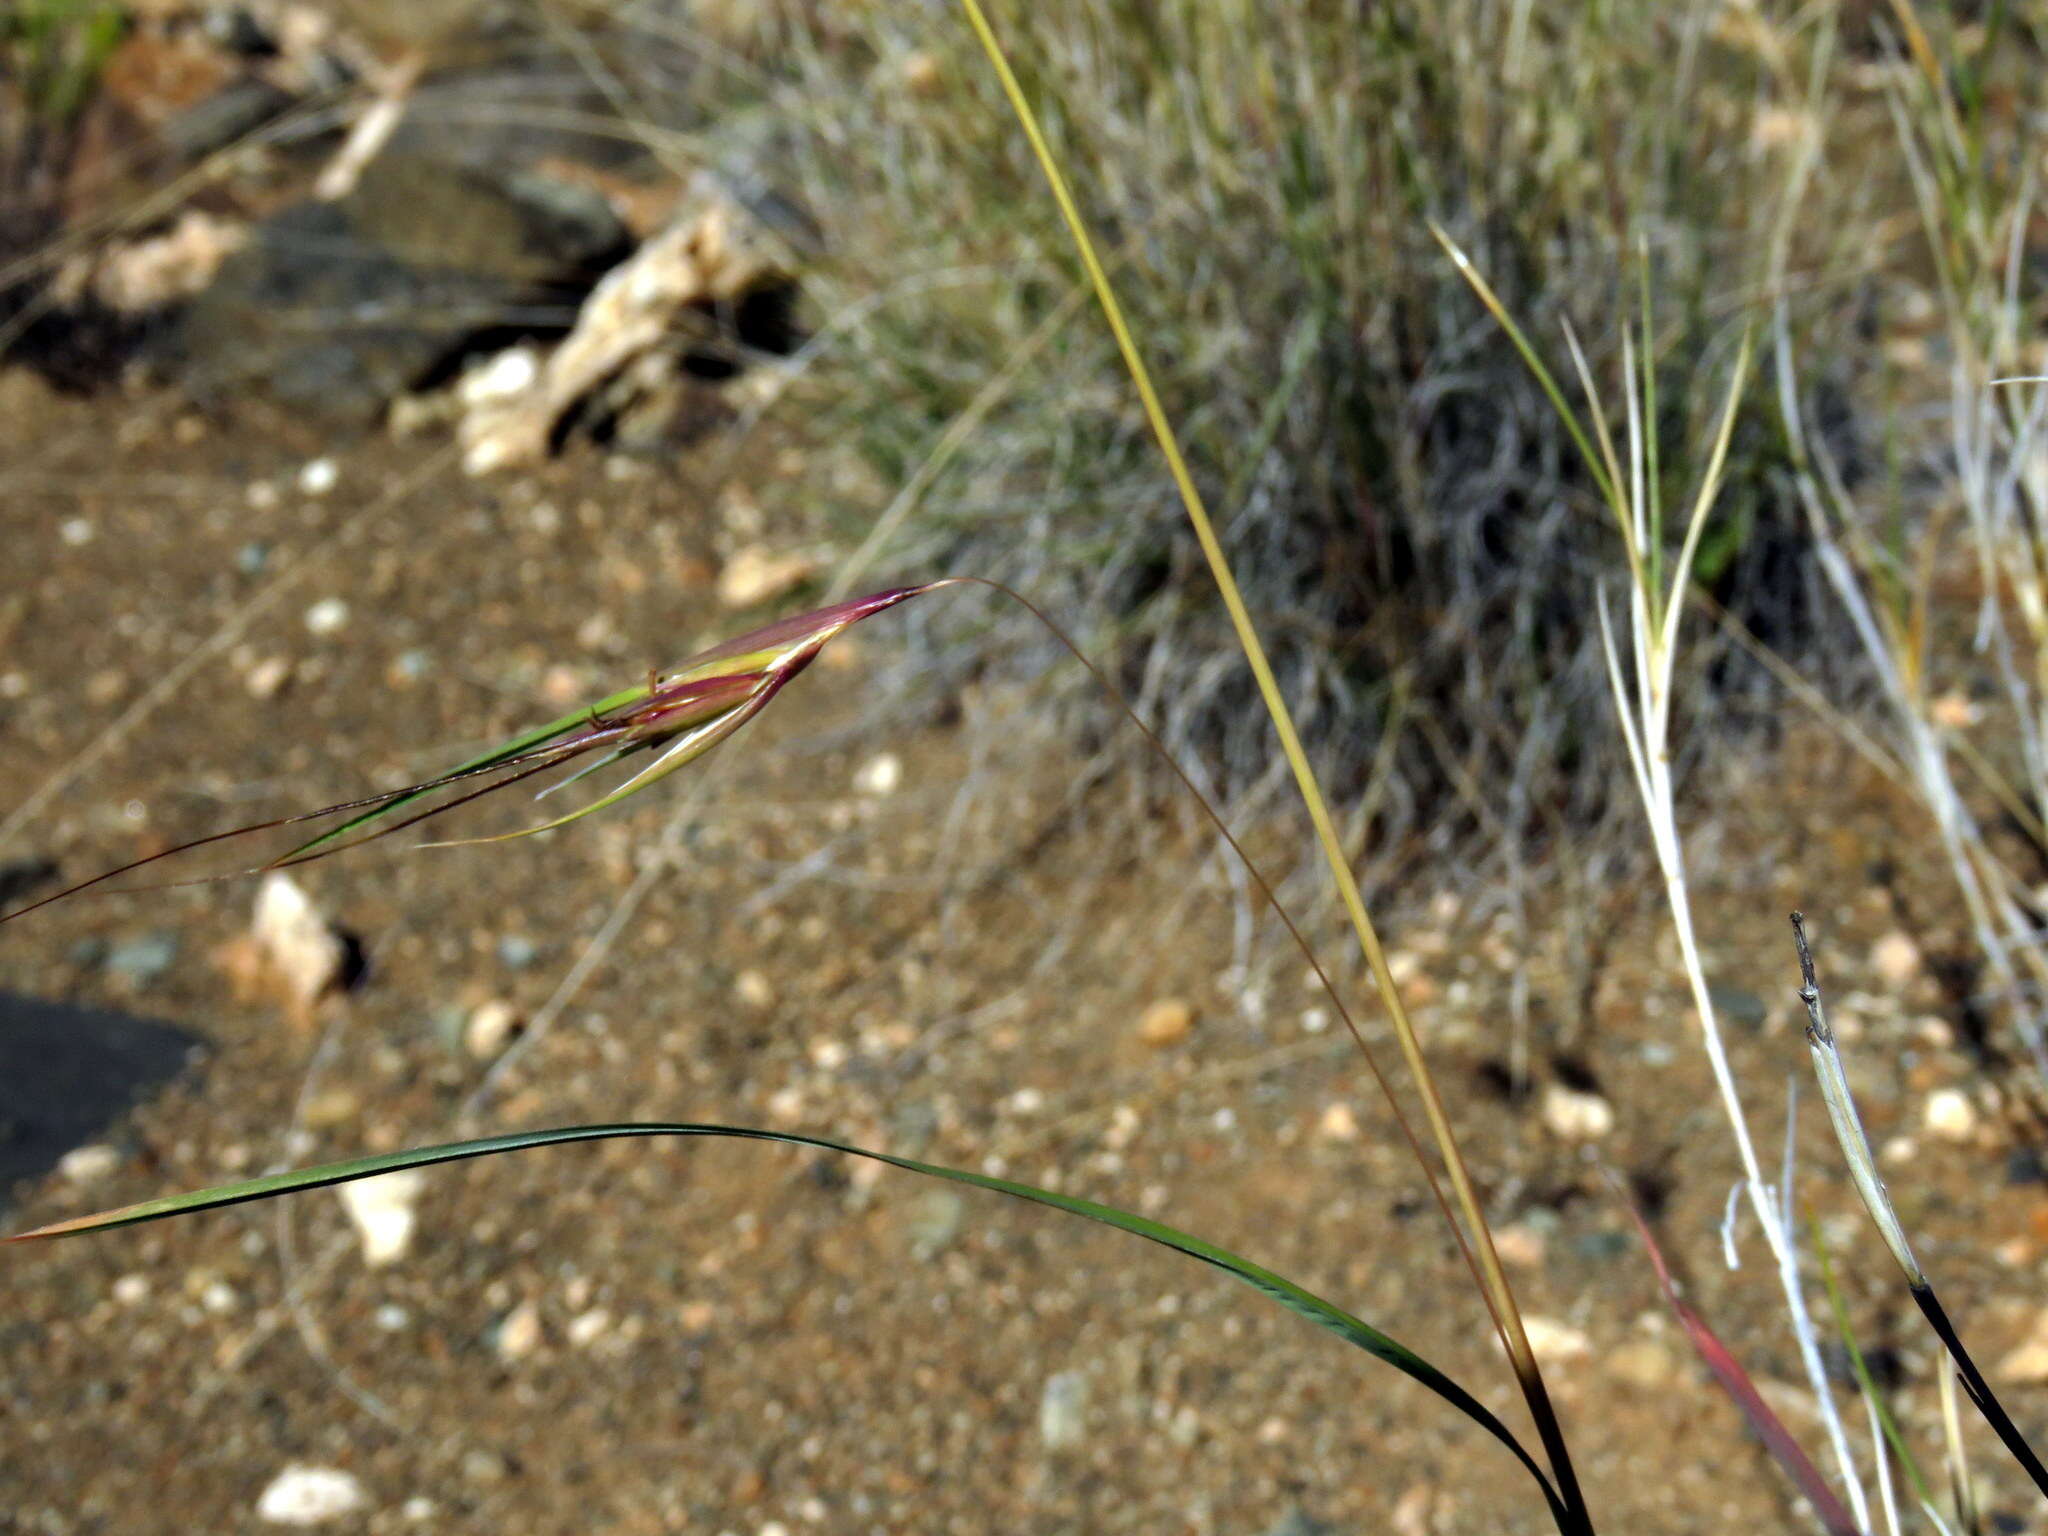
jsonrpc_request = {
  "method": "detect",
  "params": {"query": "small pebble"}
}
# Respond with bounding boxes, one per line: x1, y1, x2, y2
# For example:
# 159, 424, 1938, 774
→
1924, 1087, 1978, 1142
1930, 691, 1980, 729
1871, 931, 1923, 988
1137, 998, 1194, 1047
337, 1170, 424, 1266
1317, 1102, 1360, 1142
59, 1144, 120, 1184
734, 970, 776, 1010
1523, 1315, 1592, 1365
304, 598, 349, 636
105, 931, 178, 985
251, 872, 347, 1009
1494, 1222, 1548, 1270
902, 49, 942, 92
245, 656, 293, 700
297, 458, 338, 496
1540, 1083, 1615, 1141
1996, 1310, 2048, 1384
1607, 1338, 1677, 1389
567, 1308, 611, 1348
717, 546, 818, 609
1707, 984, 1768, 1030
236, 541, 271, 575
459, 346, 540, 406
1392, 1486, 1437, 1536
59, 516, 94, 546
853, 753, 902, 796
463, 998, 523, 1061
111, 1273, 150, 1305
256, 1466, 368, 1526
496, 1300, 543, 1361
1039, 1369, 1089, 1450
496, 934, 538, 970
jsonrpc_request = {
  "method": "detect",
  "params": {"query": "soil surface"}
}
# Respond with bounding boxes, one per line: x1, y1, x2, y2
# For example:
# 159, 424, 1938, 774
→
5, 371, 2048, 1536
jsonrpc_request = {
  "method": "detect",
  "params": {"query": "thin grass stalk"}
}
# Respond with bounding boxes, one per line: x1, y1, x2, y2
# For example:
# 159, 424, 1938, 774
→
1440, 224, 1877, 1527
1941, 1364, 1981, 1536
1814, 1222, 1951, 1533
953, 5, 1588, 1529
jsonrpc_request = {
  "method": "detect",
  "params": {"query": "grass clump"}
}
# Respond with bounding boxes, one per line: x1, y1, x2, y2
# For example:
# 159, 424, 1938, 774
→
597, 0, 1847, 874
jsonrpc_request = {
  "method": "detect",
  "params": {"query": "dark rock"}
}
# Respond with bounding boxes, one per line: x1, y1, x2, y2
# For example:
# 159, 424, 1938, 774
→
2007, 1146, 2048, 1186
201, 7, 276, 57
0, 992, 201, 1196
1708, 984, 1769, 1029
1569, 1228, 1631, 1264
155, 154, 628, 425
160, 76, 294, 161
1260, 1510, 1336, 1536
389, 65, 657, 180
0, 857, 59, 912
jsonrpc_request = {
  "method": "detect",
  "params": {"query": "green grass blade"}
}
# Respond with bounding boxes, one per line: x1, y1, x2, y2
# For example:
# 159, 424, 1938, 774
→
1813, 1221, 1940, 1516
10, 1121, 1567, 1525
276, 683, 655, 862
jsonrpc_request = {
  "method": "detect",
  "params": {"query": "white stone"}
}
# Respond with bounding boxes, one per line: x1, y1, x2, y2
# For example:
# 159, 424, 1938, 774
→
337, 1170, 425, 1266
59, 1144, 119, 1183
567, 1307, 611, 1347
256, 1465, 368, 1525
1997, 1310, 2048, 1384
463, 999, 523, 1060
734, 969, 776, 1010
496, 1300, 543, 1361
246, 656, 293, 700
852, 753, 902, 797
1870, 931, 1923, 987
1541, 1083, 1615, 1140
459, 346, 541, 407
1039, 1369, 1089, 1449
1924, 1088, 1978, 1142
297, 458, 339, 496
304, 598, 349, 636
717, 546, 818, 609
1523, 1315, 1592, 1365
252, 872, 347, 1009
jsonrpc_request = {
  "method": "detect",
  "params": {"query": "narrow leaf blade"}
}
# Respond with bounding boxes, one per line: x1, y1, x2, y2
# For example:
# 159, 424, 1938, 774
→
11, 1120, 1565, 1524
1624, 1203, 1865, 1536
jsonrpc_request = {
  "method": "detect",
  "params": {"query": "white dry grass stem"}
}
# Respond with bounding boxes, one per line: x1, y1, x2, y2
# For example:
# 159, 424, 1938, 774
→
1440, 224, 1874, 1528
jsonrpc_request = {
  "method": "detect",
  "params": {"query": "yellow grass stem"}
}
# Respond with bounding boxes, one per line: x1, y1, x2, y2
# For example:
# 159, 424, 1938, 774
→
953, 3, 1585, 1527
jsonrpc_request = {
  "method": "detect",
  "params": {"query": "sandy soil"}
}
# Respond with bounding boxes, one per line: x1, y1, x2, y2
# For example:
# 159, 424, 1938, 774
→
4, 369, 2048, 1536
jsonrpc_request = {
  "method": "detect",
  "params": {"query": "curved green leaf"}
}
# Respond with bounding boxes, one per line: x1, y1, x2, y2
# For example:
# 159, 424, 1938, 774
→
10, 1121, 1565, 1525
